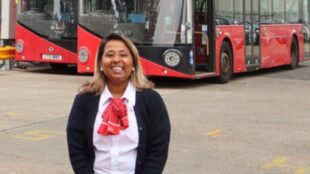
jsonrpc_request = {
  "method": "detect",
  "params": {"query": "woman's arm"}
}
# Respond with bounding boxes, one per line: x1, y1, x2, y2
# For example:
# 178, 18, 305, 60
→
66, 95, 94, 174
141, 91, 171, 174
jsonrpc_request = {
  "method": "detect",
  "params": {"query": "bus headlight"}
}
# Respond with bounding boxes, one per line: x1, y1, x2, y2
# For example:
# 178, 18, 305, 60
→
16, 40, 24, 53
163, 49, 182, 67
79, 47, 89, 63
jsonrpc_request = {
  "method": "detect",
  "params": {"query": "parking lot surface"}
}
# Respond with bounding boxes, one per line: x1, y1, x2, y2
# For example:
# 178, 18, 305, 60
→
1, 61, 310, 174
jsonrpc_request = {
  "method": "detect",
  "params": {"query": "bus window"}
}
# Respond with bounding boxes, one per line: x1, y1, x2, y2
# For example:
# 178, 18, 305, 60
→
52, 0, 78, 37
18, 0, 78, 38
116, 0, 134, 22
83, 0, 112, 13
215, 0, 233, 25
195, 0, 207, 24
273, 0, 285, 23
82, 0, 136, 22
286, 0, 301, 23
29, 0, 48, 11
260, 0, 272, 24
80, 0, 192, 44
233, 0, 243, 24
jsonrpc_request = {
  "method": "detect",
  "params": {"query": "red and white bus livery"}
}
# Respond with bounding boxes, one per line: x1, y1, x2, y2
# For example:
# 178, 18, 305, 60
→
77, 0, 309, 83
15, 0, 78, 69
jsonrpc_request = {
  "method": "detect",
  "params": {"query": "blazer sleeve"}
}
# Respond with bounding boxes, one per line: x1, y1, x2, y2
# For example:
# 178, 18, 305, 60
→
141, 90, 171, 174
66, 95, 94, 174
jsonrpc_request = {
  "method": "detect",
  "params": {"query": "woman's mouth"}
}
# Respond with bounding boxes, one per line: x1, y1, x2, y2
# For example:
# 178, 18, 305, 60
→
111, 66, 123, 72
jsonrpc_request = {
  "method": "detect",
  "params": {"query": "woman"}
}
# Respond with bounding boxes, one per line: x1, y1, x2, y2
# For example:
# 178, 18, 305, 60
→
67, 33, 171, 174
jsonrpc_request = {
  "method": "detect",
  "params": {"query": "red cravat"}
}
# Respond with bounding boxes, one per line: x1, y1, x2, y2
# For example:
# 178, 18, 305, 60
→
97, 98, 129, 135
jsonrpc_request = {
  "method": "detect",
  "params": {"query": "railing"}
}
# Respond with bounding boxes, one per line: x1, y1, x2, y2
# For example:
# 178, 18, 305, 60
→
0, 46, 15, 70
195, 31, 209, 56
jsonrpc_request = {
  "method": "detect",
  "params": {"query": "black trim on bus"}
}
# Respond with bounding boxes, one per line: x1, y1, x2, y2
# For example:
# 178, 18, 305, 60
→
17, 21, 77, 53
137, 45, 195, 75
208, 0, 216, 72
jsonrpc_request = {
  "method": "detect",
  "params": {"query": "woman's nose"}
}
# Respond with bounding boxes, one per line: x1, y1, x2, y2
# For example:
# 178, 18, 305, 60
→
111, 55, 121, 62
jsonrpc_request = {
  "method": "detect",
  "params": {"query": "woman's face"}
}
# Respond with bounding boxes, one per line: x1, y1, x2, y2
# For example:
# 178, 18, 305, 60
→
101, 40, 134, 85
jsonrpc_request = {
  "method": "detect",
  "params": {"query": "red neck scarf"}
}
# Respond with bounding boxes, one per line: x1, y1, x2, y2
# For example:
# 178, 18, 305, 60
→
97, 98, 129, 135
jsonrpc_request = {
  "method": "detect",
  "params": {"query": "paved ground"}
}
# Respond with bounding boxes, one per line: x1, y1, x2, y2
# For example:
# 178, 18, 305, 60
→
0, 61, 310, 174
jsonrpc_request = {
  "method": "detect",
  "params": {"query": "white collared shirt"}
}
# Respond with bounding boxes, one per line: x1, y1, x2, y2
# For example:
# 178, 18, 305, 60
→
93, 82, 138, 174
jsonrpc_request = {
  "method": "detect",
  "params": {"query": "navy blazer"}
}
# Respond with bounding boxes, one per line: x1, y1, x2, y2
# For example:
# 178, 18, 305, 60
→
67, 88, 171, 174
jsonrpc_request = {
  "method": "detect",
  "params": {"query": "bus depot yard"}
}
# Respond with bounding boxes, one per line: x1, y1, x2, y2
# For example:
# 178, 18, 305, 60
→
2, 0, 310, 173
0, 61, 309, 174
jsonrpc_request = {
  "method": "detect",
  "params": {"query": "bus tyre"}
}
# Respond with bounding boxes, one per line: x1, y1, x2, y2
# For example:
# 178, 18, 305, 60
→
288, 38, 299, 70
217, 41, 233, 83
50, 63, 67, 70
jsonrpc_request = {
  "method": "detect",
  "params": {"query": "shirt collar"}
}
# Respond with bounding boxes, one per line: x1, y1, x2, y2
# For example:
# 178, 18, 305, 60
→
100, 85, 113, 107
100, 82, 136, 106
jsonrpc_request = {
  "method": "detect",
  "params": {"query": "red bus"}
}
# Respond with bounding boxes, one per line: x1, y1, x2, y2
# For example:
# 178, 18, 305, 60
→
77, 0, 309, 83
15, 0, 78, 69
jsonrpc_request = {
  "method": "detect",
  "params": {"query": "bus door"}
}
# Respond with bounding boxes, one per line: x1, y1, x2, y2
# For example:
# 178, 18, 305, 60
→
303, 0, 310, 58
194, 0, 211, 71
244, 0, 261, 71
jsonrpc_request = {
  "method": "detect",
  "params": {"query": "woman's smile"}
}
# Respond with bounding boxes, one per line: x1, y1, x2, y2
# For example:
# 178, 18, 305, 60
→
111, 66, 124, 72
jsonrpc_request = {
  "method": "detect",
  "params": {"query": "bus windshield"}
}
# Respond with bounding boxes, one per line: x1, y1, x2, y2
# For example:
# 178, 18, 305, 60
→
17, 0, 78, 38
80, 0, 193, 45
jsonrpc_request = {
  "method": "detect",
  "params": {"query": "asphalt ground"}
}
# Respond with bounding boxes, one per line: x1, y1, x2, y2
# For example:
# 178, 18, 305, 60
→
0, 61, 310, 174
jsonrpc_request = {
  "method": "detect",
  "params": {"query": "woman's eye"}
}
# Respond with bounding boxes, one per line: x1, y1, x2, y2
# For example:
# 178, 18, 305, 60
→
120, 54, 128, 58
105, 53, 114, 57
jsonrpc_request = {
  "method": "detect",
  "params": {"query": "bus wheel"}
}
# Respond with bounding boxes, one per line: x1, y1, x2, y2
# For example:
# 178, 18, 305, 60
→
50, 63, 67, 70
217, 41, 233, 83
288, 38, 299, 70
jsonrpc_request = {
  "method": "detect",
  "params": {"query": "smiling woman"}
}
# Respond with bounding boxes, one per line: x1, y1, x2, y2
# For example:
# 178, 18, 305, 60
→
101, 39, 134, 91
79, 33, 154, 95
67, 33, 171, 174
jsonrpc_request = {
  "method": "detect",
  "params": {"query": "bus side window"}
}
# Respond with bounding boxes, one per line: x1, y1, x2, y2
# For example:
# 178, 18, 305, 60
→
29, 0, 47, 11
115, 0, 134, 22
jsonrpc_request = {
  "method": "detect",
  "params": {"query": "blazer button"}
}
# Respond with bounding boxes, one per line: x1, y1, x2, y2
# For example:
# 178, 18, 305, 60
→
138, 160, 141, 164
139, 127, 143, 131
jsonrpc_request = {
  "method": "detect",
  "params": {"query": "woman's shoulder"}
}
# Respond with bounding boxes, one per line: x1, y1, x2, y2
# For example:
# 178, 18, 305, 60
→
138, 88, 160, 97
138, 88, 164, 104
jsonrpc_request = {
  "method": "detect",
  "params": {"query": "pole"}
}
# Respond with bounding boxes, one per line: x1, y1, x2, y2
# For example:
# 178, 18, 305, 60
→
0, 0, 16, 71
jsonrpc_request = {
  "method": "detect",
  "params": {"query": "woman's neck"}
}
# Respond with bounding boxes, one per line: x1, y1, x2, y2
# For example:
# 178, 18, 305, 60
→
107, 80, 129, 98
